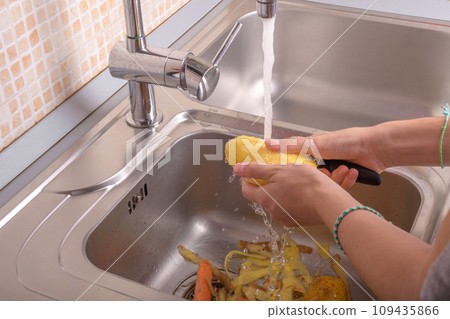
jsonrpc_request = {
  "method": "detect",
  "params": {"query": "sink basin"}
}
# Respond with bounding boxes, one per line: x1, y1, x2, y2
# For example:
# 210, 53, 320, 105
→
86, 129, 421, 301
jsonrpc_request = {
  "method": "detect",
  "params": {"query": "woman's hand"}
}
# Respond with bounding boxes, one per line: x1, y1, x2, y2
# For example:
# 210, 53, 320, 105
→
234, 162, 360, 228
318, 165, 359, 190
266, 126, 386, 175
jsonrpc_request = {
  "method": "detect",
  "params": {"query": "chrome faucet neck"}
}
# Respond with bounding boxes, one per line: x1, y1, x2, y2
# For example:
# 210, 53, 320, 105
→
123, 0, 147, 52
257, 0, 278, 18
122, 0, 161, 128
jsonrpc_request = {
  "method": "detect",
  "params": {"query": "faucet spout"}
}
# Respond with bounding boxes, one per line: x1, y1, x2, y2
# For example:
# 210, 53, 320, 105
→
257, 0, 278, 18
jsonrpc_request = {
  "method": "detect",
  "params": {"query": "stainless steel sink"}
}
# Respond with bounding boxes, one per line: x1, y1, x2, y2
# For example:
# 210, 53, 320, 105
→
1, 0, 449, 301
85, 128, 425, 301
83, 1, 450, 299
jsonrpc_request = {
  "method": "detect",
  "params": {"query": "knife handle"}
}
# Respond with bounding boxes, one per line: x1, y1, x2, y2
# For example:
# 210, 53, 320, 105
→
318, 160, 382, 186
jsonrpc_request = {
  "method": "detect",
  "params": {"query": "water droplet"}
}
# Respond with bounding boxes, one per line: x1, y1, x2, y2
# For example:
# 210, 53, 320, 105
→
241, 216, 246, 221
234, 207, 239, 212
228, 171, 237, 183
222, 228, 226, 232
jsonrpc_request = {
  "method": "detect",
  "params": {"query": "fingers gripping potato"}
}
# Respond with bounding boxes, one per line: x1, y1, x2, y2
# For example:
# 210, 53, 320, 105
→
225, 135, 317, 185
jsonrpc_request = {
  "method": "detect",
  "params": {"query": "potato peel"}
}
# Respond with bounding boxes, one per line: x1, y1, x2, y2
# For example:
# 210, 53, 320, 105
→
178, 236, 350, 301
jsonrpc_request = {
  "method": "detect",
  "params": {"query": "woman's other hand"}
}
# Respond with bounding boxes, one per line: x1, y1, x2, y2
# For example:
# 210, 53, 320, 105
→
234, 162, 360, 228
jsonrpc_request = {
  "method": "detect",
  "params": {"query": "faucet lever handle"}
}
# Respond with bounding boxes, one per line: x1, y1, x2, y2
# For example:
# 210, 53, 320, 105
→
183, 22, 242, 101
212, 22, 243, 67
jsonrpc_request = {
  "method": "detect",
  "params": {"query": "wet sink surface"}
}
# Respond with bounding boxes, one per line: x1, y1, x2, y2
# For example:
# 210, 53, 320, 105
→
86, 131, 421, 300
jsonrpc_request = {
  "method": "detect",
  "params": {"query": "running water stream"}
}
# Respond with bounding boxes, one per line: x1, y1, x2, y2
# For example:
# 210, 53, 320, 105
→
262, 17, 275, 140
227, 16, 283, 262
255, 16, 282, 259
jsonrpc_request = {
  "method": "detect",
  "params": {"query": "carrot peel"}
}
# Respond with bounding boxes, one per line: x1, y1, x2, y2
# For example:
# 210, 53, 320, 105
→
194, 259, 213, 301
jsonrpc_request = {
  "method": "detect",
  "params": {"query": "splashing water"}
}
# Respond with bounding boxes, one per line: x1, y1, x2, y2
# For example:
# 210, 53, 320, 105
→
262, 17, 275, 140
250, 201, 293, 267
251, 202, 280, 258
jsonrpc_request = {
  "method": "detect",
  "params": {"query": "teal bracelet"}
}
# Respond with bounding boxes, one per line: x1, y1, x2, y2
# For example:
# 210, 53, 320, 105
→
440, 103, 449, 169
333, 205, 385, 254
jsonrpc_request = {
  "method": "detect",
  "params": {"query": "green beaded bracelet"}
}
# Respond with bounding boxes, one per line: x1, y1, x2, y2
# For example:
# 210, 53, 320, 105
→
440, 103, 449, 169
333, 205, 385, 254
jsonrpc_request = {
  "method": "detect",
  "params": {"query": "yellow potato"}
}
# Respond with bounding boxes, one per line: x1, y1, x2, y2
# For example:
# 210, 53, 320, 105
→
225, 135, 317, 185
302, 276, 347, 301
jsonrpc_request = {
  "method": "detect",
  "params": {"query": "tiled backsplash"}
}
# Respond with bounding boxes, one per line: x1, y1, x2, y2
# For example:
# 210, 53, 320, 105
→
0, 0, 190, 151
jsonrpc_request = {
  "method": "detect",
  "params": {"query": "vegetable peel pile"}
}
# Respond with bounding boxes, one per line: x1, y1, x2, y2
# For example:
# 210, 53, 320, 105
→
177, 234, 351, 301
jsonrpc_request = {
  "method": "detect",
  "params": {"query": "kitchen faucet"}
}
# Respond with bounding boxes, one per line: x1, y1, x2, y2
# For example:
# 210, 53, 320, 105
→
109, 0, 242, 128
257, 0, 278, 18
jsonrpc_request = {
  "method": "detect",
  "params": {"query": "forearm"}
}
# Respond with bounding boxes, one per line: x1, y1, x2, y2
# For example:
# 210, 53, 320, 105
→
339, 213, 430, 300
373, 117, 450, 168
317, 200, 431, 300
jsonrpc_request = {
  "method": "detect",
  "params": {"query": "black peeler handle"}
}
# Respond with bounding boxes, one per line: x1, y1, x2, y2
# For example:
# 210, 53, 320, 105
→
317, 160, 382, 186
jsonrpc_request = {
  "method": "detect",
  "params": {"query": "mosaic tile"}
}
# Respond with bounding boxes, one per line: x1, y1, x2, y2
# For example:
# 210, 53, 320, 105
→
0, 0, 190, 152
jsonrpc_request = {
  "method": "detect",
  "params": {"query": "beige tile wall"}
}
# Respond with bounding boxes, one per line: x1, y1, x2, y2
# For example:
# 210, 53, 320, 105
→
0, 0, 190, 152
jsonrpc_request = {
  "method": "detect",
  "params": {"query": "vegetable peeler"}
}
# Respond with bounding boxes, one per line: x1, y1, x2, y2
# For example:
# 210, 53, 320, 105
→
317, 159, 382, 186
